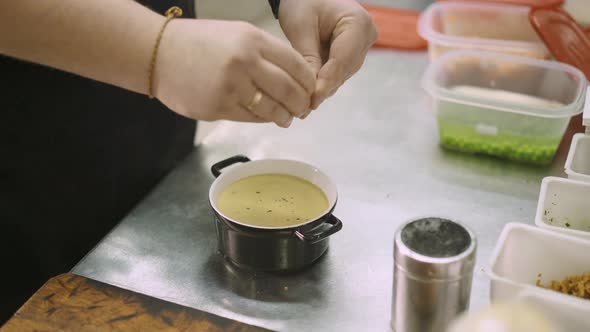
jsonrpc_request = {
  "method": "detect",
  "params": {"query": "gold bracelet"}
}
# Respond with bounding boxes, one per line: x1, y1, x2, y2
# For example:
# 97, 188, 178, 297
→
148, 6, 183, 99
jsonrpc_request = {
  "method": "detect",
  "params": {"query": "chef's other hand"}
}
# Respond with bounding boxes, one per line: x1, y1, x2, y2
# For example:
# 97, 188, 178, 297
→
155, 19, 316, 128
279, 0, 377, 114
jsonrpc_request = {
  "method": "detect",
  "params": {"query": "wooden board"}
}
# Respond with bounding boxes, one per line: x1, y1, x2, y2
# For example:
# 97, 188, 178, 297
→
0, 273, 272, 332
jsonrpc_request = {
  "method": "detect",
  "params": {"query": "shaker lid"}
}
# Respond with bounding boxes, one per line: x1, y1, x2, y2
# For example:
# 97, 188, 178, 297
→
394, 217, 477, 280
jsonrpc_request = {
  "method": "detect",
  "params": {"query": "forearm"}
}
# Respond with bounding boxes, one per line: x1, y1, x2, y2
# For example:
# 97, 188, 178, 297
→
0, 0, 162, 95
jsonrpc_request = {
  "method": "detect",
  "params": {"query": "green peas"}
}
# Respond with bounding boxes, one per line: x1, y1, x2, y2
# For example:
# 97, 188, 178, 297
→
438, 119, 560, 165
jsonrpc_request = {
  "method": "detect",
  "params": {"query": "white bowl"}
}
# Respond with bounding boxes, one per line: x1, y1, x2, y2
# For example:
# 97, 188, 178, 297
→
535, 177, 590, 239
488, 223, 590, 309
209, 156, 338, 229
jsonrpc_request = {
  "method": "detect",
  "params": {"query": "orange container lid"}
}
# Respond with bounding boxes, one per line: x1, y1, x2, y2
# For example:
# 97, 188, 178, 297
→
436, 0, 564, 8
362, 4, 427, 50
529, 7, 590, 80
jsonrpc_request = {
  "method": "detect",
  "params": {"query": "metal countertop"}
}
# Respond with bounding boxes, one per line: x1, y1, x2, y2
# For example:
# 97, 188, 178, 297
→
73, 50, 565, 331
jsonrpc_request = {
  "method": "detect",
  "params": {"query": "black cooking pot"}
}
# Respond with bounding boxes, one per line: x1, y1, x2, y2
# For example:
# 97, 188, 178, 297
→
209, 155, 343, 272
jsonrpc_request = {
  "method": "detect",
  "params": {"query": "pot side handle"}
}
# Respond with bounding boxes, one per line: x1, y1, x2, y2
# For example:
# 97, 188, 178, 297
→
295, 215, 343, 244
211, 155, 251, 178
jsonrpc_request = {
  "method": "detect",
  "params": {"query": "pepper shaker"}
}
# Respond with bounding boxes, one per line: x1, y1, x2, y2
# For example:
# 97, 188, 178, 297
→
391, 217, 477, 332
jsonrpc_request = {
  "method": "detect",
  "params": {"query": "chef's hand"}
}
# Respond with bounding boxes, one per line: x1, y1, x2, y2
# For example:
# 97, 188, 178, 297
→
154, 19, 316, 128
278, 0, 377, 115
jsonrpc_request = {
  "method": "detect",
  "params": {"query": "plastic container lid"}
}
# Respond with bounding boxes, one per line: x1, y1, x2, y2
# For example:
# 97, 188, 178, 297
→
437, 0, 564, 8
422, 50, 588, 118
363, 4, 427, 50
530, 8, 590, 80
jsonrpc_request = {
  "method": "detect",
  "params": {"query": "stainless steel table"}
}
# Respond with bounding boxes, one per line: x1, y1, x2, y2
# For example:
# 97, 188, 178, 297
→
73, 50, 566, 331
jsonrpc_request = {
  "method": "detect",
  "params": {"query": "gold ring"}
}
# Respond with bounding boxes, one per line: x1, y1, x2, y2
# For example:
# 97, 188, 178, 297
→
247, 90, 263, 111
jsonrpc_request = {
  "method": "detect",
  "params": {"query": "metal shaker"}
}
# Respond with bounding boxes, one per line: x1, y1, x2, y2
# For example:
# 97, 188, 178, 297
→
391, 217, 477, 332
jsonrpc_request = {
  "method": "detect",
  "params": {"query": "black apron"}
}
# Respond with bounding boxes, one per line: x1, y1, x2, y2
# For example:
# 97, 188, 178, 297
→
0, 0, 196, 322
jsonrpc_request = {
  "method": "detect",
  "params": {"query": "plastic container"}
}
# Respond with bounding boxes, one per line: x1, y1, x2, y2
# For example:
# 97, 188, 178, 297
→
565, 134, 590, 182
436, 0, 564, 7
517, 291, 590, 332
418, 2, 550, 60
422, 50, 587, 165
488, 223, 590, 307
448, 300, 561, 332
534, 177, 590, 238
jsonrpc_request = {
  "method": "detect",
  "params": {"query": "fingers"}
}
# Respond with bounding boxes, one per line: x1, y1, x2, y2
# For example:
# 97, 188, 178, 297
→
230, 106, 268, 123
237, 82, 293, 128
248, 59, 312, 118
259, 33, 317, 95
247, 90, 294, 128
221, 95, 290, 127
272, 21, 323, 120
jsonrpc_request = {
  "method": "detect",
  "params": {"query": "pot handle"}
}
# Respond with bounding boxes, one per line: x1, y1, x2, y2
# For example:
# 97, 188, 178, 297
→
295, 215, 343, 244
211, 155, 251, 177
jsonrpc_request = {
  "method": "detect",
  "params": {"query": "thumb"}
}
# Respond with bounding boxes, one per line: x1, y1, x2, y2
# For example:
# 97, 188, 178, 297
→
311, 18, 371, 109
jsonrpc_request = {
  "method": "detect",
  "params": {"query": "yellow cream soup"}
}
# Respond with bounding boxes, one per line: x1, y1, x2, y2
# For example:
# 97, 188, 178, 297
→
217, 174, 329, 227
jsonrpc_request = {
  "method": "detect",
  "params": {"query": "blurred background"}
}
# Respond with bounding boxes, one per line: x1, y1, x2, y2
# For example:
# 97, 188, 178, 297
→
193, 0, 590, 144
193, 0, 439, 143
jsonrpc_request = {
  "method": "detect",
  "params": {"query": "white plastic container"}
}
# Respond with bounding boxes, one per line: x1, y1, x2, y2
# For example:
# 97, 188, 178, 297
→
517, 290, 590, 332
565, 133, 590, 182
565, 91, 590, 180
534, 177, 590, 238
418, 2, 549, 60
422, 50, 587, 165
447, 300, 560, 332
488, 223, 590, 308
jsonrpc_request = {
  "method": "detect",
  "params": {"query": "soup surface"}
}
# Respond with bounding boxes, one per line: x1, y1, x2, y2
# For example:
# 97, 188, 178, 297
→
216, 174, 329, 227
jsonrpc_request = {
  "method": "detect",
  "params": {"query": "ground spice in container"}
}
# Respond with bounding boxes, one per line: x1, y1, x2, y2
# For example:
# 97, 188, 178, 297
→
536, 272, 590, 300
